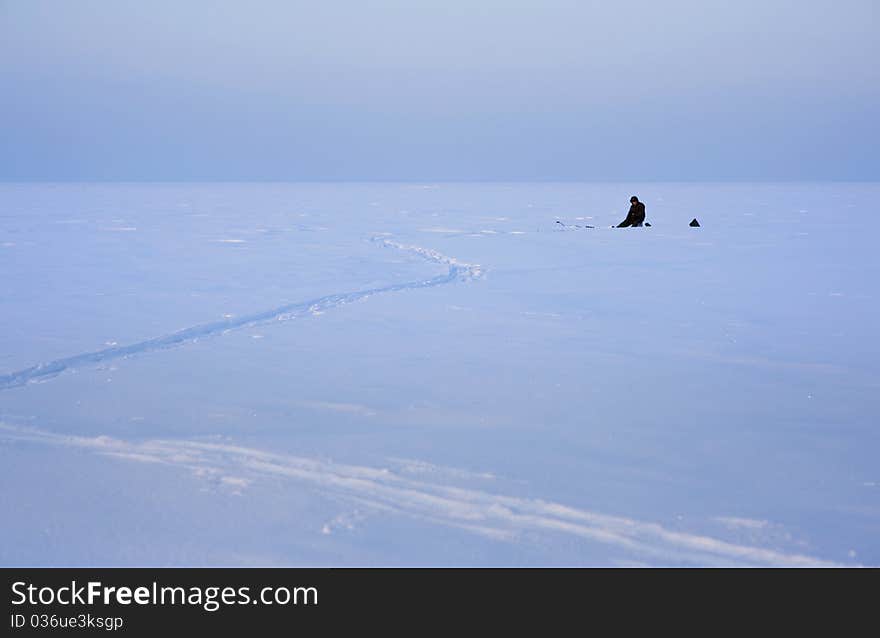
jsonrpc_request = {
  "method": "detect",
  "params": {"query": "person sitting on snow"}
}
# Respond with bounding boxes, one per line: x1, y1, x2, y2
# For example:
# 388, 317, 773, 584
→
617, 196, 646, 227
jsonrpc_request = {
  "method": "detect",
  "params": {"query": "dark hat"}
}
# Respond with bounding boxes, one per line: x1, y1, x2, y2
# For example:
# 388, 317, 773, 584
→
630, 196, 639, 202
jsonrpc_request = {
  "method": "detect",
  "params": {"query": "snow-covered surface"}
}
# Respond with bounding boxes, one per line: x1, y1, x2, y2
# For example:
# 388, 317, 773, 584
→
1, 182, 877, 566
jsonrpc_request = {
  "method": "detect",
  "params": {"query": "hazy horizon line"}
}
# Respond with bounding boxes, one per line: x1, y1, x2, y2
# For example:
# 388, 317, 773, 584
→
2, 178, 879, 185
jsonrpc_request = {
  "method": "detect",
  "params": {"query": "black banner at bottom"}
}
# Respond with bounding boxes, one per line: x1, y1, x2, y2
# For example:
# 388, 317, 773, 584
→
2, 567, 873, 634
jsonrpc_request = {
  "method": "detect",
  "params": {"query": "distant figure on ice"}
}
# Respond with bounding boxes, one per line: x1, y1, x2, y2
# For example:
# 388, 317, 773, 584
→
617, 196, 646, 227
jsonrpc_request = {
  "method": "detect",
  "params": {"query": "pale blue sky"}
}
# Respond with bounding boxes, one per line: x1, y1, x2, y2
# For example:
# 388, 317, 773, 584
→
1, 0, 877, 180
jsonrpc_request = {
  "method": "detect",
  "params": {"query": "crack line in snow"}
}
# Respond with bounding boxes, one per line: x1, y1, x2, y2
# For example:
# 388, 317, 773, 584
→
0, 238, 482, 391
0, 423, 840, 567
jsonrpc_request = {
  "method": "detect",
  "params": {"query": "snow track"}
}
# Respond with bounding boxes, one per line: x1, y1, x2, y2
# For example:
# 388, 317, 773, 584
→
0, 238, 482, 391
0, 423, 839, 567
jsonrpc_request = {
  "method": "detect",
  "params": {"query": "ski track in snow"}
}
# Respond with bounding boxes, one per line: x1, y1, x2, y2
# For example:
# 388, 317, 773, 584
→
0, 238, 483, 391
0, 423, 839, 567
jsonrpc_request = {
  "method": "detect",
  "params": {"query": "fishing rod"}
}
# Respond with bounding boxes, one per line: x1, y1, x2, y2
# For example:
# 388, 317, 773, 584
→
555, 220, 595, 230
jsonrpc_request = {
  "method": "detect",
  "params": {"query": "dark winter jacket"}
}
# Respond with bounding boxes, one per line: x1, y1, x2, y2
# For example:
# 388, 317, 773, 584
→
617, 201, 646, 227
